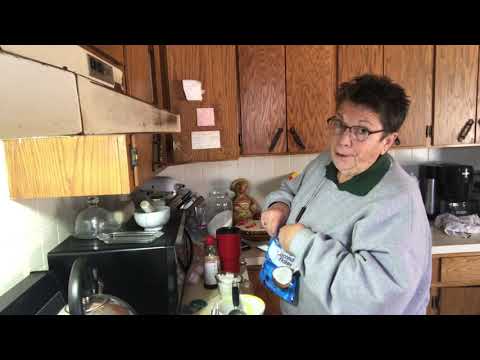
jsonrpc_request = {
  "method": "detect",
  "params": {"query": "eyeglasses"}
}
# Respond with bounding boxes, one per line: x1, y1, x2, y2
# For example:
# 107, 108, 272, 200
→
327, 116, 385, 142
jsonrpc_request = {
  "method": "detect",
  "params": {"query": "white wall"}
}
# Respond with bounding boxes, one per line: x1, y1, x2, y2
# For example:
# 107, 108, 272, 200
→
2, 145, 480, 297
0, 141, 88, 297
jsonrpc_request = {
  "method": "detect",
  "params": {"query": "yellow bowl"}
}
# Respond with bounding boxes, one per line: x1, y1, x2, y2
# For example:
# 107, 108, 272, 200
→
217, 294, 265, 315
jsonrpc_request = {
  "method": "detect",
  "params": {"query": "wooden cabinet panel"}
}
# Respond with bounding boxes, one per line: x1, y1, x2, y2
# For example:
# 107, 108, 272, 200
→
238, 45, 287, 155
434, 45, 478, 146
384, 45, 433, 147
439, 287, 480, 315
441, 256, 480, 284
131, 134, 155, 187
166, 45, 239, 163
131, 134, 169, 187
338, 45, 383, 84
286, 45, 336, 153
124, 45, 155, 104
89, 45, 124, 65
3, 135, 134, 199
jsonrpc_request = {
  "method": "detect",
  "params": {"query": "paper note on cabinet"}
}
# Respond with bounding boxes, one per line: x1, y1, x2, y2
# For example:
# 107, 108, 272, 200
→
182, 80, 204, 101
191, 131, 221, 150
196, 107, 215, 126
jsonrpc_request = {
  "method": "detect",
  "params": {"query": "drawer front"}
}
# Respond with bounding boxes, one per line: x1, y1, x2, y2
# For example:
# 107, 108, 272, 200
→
441, 256, 480, 284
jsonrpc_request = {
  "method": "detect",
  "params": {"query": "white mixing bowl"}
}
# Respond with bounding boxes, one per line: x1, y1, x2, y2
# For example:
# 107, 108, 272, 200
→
217, 294, 265, 315
134, 206, 170, 230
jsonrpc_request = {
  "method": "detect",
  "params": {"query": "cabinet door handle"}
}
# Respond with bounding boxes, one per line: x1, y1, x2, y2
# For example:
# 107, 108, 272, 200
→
395, 138, 401, 146
289, 127, 306, 150
457, 119, 474, 142
268, 128, 284, 152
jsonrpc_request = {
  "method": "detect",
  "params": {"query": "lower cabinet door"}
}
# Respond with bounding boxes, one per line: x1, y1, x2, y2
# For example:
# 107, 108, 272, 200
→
439, 287, 480, 315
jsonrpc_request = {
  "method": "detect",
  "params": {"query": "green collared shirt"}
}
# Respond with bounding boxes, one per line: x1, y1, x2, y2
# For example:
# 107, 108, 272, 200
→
325, 153, 392, 196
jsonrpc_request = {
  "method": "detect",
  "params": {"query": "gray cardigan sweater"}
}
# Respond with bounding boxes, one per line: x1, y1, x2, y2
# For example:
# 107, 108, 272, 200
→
263, 152, 432, 315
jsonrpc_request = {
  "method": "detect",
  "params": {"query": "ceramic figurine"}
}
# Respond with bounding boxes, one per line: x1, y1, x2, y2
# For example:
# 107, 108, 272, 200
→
231, 178, 259, 225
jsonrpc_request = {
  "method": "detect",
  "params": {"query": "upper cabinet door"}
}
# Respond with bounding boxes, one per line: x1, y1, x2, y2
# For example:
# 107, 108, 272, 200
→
286, 45, 336, 153
238, 45, 287, 155
124, 45, 155, 104
434, 45, 479, 146
384, 45, 434, 147
166, 45, 239, 163
338, 45, 383, 84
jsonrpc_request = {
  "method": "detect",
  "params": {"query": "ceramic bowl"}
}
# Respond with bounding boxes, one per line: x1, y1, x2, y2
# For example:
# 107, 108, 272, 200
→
133, 206, 170, 230
217, 294, 265, 315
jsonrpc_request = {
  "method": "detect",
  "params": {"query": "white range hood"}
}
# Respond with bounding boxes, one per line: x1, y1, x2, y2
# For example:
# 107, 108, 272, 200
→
0, 45, 181, 140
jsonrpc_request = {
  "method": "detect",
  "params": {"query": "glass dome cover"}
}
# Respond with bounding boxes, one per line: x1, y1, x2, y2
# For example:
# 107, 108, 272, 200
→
74, 197, 120, 239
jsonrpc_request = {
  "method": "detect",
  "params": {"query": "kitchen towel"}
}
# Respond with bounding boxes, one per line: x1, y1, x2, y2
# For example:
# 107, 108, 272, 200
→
434, 213, 480, 238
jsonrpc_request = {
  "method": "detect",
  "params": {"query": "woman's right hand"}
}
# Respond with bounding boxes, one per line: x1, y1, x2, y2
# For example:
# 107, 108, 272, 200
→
261, 202, 290, 237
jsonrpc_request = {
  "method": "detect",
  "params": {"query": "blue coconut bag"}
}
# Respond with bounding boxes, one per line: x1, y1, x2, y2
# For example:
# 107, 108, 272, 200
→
259, 237, 299, 305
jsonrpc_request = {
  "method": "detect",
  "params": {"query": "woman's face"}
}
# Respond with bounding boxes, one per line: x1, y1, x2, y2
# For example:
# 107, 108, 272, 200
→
330, 101, 397, 181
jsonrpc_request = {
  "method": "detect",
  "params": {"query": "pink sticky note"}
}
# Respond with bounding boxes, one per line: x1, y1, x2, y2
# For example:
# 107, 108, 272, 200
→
196, 108, 215, 127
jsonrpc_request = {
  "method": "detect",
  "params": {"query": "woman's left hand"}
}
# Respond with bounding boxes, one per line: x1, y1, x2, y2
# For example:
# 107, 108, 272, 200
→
278, 223, 305, 252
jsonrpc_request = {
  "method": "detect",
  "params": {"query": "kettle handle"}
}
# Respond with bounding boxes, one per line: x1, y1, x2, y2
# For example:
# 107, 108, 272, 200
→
68, 257, 88, 315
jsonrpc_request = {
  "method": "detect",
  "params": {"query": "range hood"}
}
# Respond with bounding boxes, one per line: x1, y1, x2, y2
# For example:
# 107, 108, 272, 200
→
0, 45, 181, 140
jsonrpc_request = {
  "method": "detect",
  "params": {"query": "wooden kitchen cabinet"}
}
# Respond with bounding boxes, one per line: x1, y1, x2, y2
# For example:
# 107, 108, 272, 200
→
286, 45, 337, 154
165, 45, 239, 163
122, 45, 169, 184
384, 45, 434, 147
338, 45, 383, 84
124, 45, 156, 104
238, 45, 336, 155
434, 45, 479, 146
429, 253, 480, 315
238, 45, 287, 155
2, 135, 138, 199
338, 45, 434, 148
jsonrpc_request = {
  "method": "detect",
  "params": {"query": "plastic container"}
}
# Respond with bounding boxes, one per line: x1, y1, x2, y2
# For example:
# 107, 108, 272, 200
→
205, 189, 233, 227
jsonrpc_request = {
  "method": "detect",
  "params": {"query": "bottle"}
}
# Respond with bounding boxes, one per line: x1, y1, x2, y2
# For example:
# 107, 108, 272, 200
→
204, 235, 220, 289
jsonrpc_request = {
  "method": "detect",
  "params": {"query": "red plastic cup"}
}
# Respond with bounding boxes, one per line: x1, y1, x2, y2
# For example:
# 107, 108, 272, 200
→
216, 227, 241, 273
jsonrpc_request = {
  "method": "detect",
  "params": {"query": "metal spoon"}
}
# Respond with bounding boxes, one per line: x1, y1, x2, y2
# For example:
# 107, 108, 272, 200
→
228, 284, 245, 315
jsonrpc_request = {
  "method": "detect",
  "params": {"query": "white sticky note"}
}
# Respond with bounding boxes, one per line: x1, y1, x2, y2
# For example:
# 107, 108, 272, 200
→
191, 131, 221, 150
182, 80, 204, 101
196, 107, 215, 126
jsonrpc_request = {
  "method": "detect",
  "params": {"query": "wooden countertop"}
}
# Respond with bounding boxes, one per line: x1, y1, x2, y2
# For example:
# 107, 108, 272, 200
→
181, 245, 268, 315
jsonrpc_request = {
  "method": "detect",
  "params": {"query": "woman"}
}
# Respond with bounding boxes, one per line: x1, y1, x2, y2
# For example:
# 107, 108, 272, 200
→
261, 74, 432, 315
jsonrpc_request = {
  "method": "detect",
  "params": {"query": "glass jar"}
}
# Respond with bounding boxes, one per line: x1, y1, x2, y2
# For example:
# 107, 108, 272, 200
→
205, 189, 233, 226
74, 197, 119, 239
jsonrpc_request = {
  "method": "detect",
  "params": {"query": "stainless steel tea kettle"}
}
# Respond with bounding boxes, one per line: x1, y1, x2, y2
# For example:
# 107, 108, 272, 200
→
66, 257, 136, 315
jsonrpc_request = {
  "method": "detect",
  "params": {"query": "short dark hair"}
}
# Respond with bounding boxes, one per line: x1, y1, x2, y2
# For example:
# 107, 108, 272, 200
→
335, 74, 410, 134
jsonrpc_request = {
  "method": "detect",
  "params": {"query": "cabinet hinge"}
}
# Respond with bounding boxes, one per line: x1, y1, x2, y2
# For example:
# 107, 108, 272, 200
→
130, 146, 138, 168
426, 125, 433, 138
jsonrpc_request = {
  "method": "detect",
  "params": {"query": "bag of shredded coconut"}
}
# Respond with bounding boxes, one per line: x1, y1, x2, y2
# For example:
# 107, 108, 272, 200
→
259, 237, 299, 305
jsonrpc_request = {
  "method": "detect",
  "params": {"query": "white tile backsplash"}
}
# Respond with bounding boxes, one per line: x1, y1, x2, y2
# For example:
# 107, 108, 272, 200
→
272, 156, 291, 177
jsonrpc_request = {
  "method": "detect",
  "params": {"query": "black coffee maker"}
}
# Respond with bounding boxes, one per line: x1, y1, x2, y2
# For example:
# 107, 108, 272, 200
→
419, 163, 475, 219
